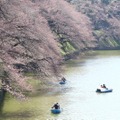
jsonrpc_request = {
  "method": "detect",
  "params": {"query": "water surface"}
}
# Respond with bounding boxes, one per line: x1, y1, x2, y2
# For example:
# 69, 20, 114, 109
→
0, 50, 120, 120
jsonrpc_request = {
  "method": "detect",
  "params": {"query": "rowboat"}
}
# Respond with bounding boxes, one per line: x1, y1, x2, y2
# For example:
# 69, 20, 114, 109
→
96, 88, 113, 93
51, 108, 61, 114
59, 81, 66, 84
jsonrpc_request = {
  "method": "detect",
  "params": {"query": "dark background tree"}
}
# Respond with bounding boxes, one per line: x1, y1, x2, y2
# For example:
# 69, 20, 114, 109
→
67, 0, 120, 49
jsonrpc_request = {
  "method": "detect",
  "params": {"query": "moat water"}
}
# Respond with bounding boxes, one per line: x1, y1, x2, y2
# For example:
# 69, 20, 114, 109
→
0, 50, 120, 120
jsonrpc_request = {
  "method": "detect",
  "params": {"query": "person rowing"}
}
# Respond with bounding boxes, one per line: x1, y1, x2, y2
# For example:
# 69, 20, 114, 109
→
61, 77, 66, 82
52, 103, 60, 109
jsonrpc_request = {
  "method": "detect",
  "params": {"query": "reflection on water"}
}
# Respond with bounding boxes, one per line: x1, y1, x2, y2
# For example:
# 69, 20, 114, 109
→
0, 50, 120, 120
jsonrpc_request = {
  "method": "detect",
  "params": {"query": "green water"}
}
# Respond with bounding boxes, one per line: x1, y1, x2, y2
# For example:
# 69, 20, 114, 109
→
1, 50, 120, 120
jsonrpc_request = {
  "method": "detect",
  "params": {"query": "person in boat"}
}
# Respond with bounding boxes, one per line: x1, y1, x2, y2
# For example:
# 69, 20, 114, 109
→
52, 103, 60, 109
103, 84, 108, 89
101, 84, 106, 88
102, 84, 107, 88
101, 85, 103, 88
101, 84, 108, 89
61, 77, 66, 82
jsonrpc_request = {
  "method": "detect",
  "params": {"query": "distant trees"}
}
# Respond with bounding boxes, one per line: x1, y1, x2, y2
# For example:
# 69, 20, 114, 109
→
67, 0, 120, 49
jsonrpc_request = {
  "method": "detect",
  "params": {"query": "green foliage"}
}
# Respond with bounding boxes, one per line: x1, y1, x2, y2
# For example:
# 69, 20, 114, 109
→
60, 49, 66, 55
99, 38, 120, 48
93, 30, 105, 37
106, 38, 119, 47
60, 41, 76, 55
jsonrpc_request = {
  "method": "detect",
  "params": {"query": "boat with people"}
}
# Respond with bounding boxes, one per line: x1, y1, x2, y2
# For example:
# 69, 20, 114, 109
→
59, 77, 66, 85
51, 103, 61, 114
96, 84, 113, 93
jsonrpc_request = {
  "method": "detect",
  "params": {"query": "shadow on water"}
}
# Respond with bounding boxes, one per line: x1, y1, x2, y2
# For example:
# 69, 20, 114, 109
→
0, 90, 34, 120
0, 111, 33, 120
0, 89, 6, 114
